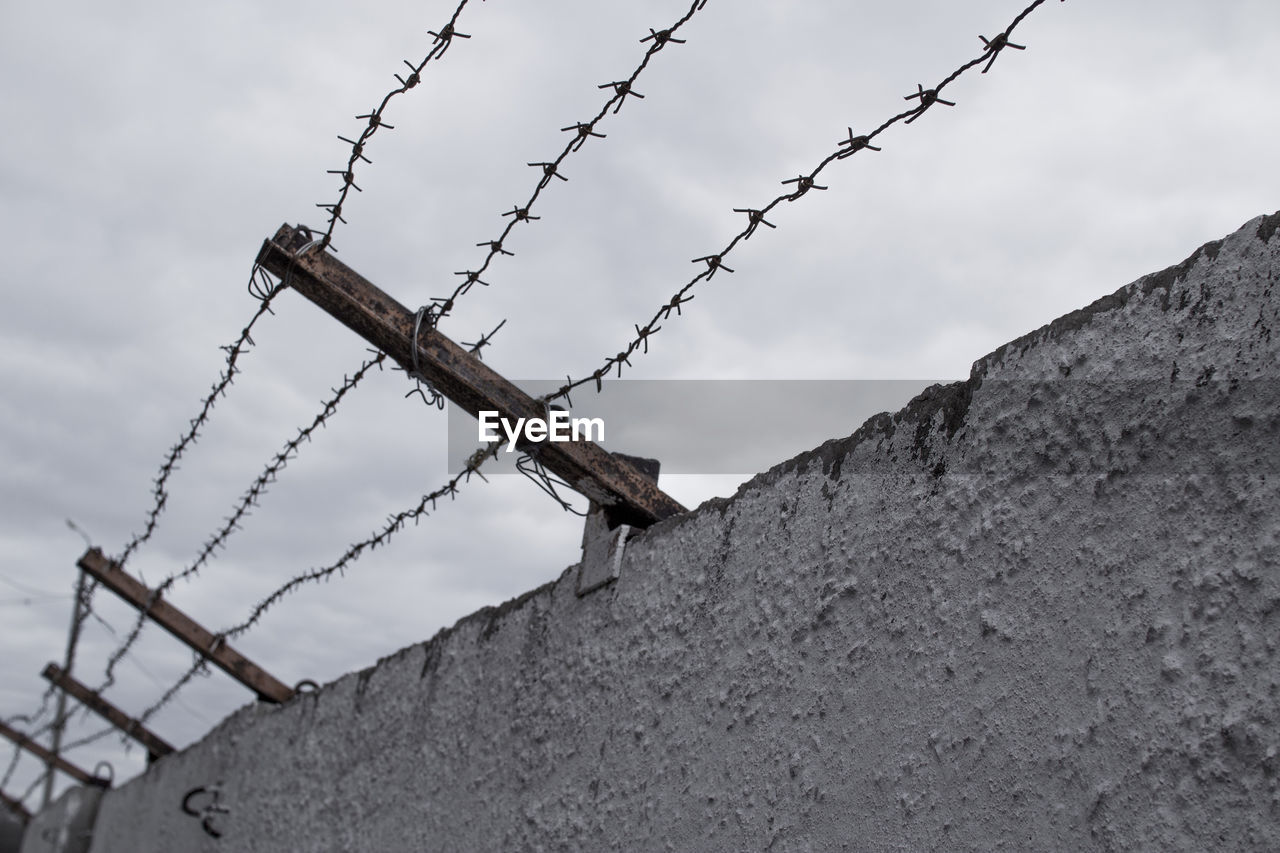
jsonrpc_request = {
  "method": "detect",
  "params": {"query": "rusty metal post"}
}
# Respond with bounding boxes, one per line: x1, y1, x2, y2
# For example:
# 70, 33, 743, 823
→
256, 223, 685, 529
0, 722, 106, 788
77, 549, 294, 704
41, 664, 174, 763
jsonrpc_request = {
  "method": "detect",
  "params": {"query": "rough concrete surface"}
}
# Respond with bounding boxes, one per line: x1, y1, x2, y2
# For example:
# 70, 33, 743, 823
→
20, 786, 102, 853
83, 213, 1279, 851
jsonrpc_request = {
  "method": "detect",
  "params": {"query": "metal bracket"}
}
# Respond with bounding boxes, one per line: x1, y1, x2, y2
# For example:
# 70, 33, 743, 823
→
576, 454, 659, 596
576, 514, 631, 596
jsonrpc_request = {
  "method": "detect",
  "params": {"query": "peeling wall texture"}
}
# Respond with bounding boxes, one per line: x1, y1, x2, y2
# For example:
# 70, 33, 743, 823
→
82, 213, 1280, 852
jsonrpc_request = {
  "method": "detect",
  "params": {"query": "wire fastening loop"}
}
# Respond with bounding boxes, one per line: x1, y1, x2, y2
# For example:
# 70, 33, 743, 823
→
407, 305, 445, 409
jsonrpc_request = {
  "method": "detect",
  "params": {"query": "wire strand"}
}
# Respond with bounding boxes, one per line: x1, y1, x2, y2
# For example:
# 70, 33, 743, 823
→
543, 0, 1057, 404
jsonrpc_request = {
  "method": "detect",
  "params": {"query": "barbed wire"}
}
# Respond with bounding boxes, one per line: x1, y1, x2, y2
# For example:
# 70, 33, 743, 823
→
1, 692, 54, 735
401, 318, 506, 409
398, 0, 711, 415
4, 437, 511, 783
24, 2, 516, 760
8, 0, 1061, 784
49, 319, 510, 755
1, 692, 62, 794
184, 351, 389, 581
1, 544, 225, 791
208, 316, 517, 633
541, 0, 1061, 405
316, 0, 479, 251
0, 565, 95, 792
417, 0, 711, 338
98, 0, 493, 666
95, 351, 387, 694
2, 0, 496, 789
1, 724, 58, 803
221, 442, 503, 642
114, 264, 295, 571
52, 440, 508, 759
0, 525, 100, 786
30, 598, 172, 755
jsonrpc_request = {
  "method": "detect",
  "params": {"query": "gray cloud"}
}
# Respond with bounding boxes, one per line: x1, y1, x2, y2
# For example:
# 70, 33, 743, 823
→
1, 0, 1277, 801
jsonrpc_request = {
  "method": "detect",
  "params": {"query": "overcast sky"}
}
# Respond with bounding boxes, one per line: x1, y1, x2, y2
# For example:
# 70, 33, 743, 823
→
2, 0, 1277, 803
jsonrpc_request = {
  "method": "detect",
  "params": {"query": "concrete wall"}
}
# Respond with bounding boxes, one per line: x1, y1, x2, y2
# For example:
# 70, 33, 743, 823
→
19, 786, 102, 853
84, 213, 1279, 852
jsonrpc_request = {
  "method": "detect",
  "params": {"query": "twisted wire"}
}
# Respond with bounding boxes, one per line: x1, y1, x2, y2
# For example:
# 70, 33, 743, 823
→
114, 264, 294, 571
0, 567, 95, 791
316, 0, 480, 251
516, 450, 587, 517
50, 314, 506, 757
5, 0, 496, 777
96, 352, 387, 694
11, 348, 389, 766
417, 0, 710, 337
67, 0, 487, 745
221, 443, 502, 642
8, 0, 1061, 774
54, 443, 506, 758
542, 0, 1060, 404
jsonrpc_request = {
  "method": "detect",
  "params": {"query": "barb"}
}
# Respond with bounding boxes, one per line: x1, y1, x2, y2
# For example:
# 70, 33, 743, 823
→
903, 83, 956, 124
459, 318, 507, 361
419, 0, 710, 331
542, 0, 1059, 404
401, 316, 509, 408
979, 32, 1026, 74
317, 0, 479, 251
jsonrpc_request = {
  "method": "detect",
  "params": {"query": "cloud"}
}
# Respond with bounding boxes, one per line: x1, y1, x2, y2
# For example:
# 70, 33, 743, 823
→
2, 0, 1277, 799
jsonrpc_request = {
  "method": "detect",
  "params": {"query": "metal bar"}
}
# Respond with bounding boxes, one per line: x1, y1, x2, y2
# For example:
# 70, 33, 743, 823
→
41, 664, 174, 762
0, 788, 31, 824
0, 721, 104, 788
43, 568, 87, 808
256, 223, 686, 528
76, 548, 294, 704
